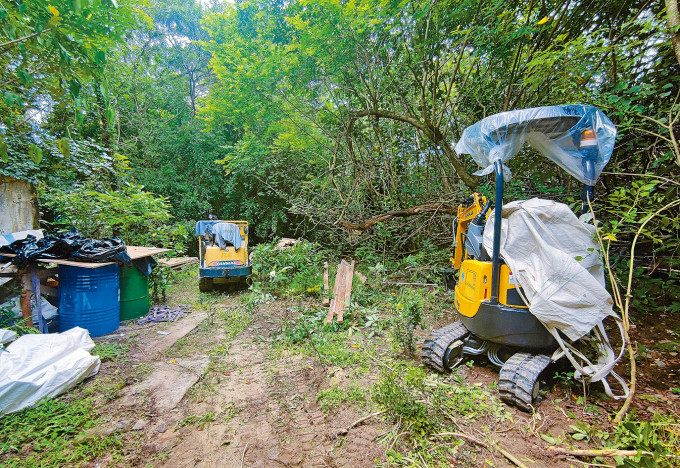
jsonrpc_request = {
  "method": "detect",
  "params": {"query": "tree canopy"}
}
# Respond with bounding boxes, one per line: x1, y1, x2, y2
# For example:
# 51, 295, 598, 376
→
1, 0, 678, 297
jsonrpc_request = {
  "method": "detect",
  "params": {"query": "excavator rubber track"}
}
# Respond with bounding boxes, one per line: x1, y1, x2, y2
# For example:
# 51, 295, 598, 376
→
498, 353, 552, 411
421, 322, 469, 372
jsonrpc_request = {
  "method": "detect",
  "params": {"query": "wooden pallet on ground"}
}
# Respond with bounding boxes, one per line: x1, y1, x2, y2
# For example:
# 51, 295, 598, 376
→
158, 257, 199, 271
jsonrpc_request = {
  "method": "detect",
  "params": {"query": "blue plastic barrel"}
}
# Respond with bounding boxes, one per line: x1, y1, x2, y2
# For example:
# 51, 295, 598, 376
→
58, 263, 120, 337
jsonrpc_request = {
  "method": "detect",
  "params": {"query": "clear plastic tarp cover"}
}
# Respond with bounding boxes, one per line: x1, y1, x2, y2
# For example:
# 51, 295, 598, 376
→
455, 105, 616, 185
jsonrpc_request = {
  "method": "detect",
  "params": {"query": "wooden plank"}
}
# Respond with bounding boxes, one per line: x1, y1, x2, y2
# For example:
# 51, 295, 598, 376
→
326, 261, 341, 322
0, 263, 18, 276
0, 245, 170, 268
125, 246, 171, 260
337, 261, 354, 324
0, 253, 112, 268
327, 260, 347, 323
158, 257, 198, 270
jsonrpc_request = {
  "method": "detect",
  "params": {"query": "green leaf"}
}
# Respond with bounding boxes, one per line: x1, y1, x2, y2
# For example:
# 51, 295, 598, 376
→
57, 138, 70, 159
17, 69, 32, 86
94, 50, 106, 65
4, 91, 22, 106
0, 136, 8, 163
106, 107, 115, 125
69, 80, 81, 98
29, 144, 43, 164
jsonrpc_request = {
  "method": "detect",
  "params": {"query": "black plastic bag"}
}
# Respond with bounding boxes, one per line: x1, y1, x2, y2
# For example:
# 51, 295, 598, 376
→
0, 229, 130, 268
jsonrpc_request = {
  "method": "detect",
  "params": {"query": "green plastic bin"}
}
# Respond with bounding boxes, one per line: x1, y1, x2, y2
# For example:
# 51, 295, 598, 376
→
119, 265, 150, 321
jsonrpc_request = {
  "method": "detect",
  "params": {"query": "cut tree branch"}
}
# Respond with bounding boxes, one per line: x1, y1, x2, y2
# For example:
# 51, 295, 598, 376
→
337, 202, 457, 231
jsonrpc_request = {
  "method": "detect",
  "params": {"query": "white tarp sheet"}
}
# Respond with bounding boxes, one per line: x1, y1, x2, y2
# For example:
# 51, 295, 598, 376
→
483, 198, 616, 341
0, 329, 17, 345
0, 327, 101, 415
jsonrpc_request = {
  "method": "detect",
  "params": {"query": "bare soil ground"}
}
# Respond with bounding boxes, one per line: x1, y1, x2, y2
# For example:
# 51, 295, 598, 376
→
67, 272, 679, 468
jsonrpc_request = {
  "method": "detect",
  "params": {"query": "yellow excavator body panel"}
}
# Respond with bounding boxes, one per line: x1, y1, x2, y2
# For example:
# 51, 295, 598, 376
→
455, 260, 527, 317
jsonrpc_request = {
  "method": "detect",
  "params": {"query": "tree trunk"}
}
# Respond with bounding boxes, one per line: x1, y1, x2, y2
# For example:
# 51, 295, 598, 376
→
666, 0, 680, 67
94, 78, 116, 188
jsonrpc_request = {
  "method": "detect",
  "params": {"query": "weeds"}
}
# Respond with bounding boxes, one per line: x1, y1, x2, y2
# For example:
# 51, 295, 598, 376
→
604, 414, 680, 467
92, 342, 129, 362
370, 362, 511, 466
389, 290, 424, 355
316, 385, 367, 412
250, 240, 329, 297
0, 397, 125, 467
175, 412, 217, 429
273, 306, 368, 367
217, 304, 253, 339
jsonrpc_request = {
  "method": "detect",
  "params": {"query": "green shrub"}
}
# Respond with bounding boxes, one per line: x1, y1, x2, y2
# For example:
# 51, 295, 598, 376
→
372, 369, 433, 435
605, 414, 680, 467
250, 239, 330, 297
390, 289, 424, 355
42, 182, 190, 254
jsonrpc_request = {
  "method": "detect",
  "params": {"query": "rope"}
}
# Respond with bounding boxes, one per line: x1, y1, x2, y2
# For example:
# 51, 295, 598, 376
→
137, 305, 190, 324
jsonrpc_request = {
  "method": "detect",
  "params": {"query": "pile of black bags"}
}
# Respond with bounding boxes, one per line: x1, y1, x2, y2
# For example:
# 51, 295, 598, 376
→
0, 229, 130, 269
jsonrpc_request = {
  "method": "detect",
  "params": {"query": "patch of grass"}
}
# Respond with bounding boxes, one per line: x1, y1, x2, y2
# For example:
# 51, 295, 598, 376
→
218, 305, 253, 339
194, 292, 222, 310
239, 289, 274, 311
185, 378, 217, 403
92, 342, 129, 362
220, 402, 238, 422
275, 330, 367, 367
0, 397, 125, 467
84, 374, 127, 402
131, 362, 153, 382
316, 384, 367, 412
370, 363, 510, 466
272, 306, 371, 367
175, 412, 217, 429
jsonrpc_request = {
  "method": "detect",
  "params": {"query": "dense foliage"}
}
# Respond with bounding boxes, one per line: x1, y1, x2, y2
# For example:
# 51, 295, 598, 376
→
1, 0, 678, 314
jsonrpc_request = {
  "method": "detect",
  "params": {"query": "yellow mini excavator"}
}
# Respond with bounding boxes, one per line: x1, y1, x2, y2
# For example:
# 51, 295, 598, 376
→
422, 105, 626, 410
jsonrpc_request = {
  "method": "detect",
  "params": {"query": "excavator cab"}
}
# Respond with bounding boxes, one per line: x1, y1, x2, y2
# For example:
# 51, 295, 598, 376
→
423, 105, 621, 410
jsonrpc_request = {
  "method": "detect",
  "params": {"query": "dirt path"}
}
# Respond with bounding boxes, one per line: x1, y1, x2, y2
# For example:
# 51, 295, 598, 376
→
87, 278, 678, 468
99, 294, 387, 468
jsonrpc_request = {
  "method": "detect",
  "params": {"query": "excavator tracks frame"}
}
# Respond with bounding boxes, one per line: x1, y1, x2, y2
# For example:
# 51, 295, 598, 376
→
422, 322, 553, 411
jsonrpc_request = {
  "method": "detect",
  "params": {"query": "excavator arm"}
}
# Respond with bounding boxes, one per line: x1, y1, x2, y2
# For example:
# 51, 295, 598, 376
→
452, 193, 488, 270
